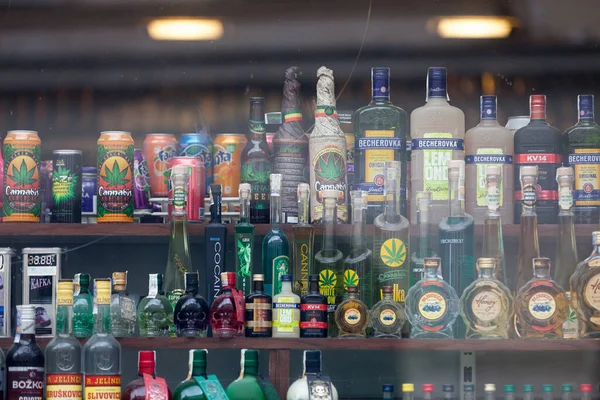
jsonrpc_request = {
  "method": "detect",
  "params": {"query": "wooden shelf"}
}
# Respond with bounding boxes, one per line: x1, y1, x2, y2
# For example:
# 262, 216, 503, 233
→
7, 337, 600, 351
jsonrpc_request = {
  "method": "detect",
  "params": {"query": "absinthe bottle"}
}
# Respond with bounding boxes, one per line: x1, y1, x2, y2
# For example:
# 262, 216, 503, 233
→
409, 191, 437, 286
236, 183, 254, 296
206, 184, 227, 303
481, 166, 506, 283
315, 190, 344, 337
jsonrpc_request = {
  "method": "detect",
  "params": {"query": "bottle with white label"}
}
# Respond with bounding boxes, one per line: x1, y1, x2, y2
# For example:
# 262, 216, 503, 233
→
272, 275, 300, 338
410, 67, 465, 225
465, 95, 514, 224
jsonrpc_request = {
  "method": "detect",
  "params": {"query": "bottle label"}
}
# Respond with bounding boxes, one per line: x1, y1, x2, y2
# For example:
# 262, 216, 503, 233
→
343, 307, 361, 325
583, 276, 600, 311
307, 375, 335, 400
235, 232, 253, 295
97, 145, 134, 221
142, 373, 169, 400
412, 133, 464, 201
207, 235, 225, 302
272, 256, 290, 296
245, 298, 272, 333
241, 159, 272, 219
273, 298, 300, 333
167, 289, 185, 309
528, 292, 556, 320
418, 292, 447, 320
559, 187, 573, 210
293, 240, 311, 297
8, 366, 44, 400
300, 303, 328, 330
471, 291, 502, 322
319, 269, 339, 312
46, 374, 83, 400
356, 131, 405, 203
465, 149, 511, 207
119, 296, 137, 322
345, 133, 355, 175
84, 375, 121, 399
310, 145, 348, 222
374, 237, 408, 303
568, 149, 600, 206
193, 376, 229, 400
562, 292, 579, 339
29, 273, 56, 335
379, 308, 397, 326
519, 183, 537, 209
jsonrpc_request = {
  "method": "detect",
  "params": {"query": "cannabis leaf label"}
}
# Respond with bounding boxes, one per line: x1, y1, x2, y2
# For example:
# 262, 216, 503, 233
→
380, 238, 407, 267
314, 151, 344, 184
319, 269, 337, 288
52, 166, 79, 202
101, 159, 130, 187
8, 158, 37, 187
344, 269, 359, 289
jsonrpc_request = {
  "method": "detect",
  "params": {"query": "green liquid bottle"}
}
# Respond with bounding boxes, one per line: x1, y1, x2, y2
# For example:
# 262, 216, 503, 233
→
226, 350, 267, 400
236, 183, 255, 296
73, 273, 94, 338
173, 349, 228, 400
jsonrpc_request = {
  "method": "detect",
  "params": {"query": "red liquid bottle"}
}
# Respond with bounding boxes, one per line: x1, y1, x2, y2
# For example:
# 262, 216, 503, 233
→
123, 350, 171, 400
210, 272, 246, 337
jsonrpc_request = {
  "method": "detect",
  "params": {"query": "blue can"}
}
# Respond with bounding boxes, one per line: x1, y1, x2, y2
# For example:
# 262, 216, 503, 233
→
81, 167, 97, 214
179, 132, 213, 194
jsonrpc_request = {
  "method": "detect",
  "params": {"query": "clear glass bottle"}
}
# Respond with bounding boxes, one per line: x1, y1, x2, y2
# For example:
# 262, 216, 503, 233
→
406, 257, 459, 338
110, 271, 137, 337
382, 384, 394, 400
137, 273, 174, 337
300, 274, 328, 338
570, 231, 600, 338
262, 174, 290, 297
515, 258, 568, 338
485, 384, 496, 400
273, 275, 300, 338
46, 279, 82, 399
542, 385, 554, 400
410, 191, 437, 286
523, 385, 535, 400
481, 166, 506, 283
553, 167, 579, 339
235, 183, 254, 296
369, 286, 407, 338
335, 286, 369, 338
165, 165, 192, 314
226, 349, 267, 400
173, 271, 210, 337
73, 272, 94, 338
373, 161, 410, 305
83, 279, 121, 398
515, 166, 541, 292
403, 384, 415, 400
286, 350, 339, 400
580, 384, 592, 400
292, 183, 314, 297
504, 385, 516, 400
245, 274, 272, 338
122, 351, 170, 400
210, 272, 245, 338
460, 257, 514, 339
314, 189, 344, 337
344, 193, 373, 307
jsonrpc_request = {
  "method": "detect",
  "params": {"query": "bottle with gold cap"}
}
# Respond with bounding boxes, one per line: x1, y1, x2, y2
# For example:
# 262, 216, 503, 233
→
515, 258, 568, 338
571, 231, 600, 338
459, 257, 514, 339
235, 183, 255, 296
83, 278, 121, 398
110, 271, 137, 337
46, 279, 82, 400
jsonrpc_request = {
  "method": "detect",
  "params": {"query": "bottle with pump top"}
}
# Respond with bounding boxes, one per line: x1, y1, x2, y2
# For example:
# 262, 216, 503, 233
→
210, 272, 245, 338
286, 350, 339, 400
481, 166, 506, 283
235, 183, 254, 296
173, 271, 210, 338
123, 351, 171, 400
300, 275, 328, 338
515, 166, 541, 292
245, 274, 272, 338
410, 191, 437, 285
292, 183, 314, 297
205, 184, 227, 303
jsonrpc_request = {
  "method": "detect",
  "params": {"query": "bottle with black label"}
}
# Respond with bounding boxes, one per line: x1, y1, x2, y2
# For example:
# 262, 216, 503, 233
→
245, 274, 272, 338
7, 305, 44, 400
205, 184, 228, 303
300, 275, 328, 338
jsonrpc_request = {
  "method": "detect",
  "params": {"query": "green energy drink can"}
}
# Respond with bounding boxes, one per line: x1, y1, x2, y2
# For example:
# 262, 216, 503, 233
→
51, 150, 83, 223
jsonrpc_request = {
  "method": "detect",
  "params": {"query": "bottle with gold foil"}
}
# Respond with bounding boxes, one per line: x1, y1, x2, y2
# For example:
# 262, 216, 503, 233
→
46, 279, 83, 400
110, 272, 137, 337
571, 231, 600, 338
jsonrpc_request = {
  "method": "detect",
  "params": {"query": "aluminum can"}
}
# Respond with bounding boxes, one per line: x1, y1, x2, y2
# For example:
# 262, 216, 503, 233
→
81, 167, 97, 214
97, 131, 134, 223
133, 148, 151, 210
506, 115, 530, 135
179, 132, 213, 194
213, 133, 246, 197
3, 130, 41, 222
168, 156, 205, 221
51, 150, 83, 223
143, 133, 178, 197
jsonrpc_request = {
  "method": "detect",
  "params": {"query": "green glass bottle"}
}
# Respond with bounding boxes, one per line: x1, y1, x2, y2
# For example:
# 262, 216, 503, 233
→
292, 183, 314, 297
262, 174, 290, 297
226, 349, 267, 400
173, 349, 227, 400
236, 183, 255, 296
73, 273, 94, 338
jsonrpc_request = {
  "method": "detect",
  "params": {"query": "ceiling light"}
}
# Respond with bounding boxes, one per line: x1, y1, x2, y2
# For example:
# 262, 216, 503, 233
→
435, 16, 514, 39
147, 18, 223, 41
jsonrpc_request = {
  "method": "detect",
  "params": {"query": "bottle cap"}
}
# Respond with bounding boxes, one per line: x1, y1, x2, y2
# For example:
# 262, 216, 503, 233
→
485, 384, 496, 392
562, 385, 573, 392
270, 174, 282, 194
79, 273, 90, 287
382, 286, 393, 294
253, 274, 264, 282
592, 232, 600, 246
346, 286, 358, 293
533, 258, 551, 270
476, 258, 496, 270
480, 95, 497, 119
321, 190, 339, 200
523, 385, 534, 392
95, 278, 112, 305
221, 272, 236, 287
443, 384, 454, 392
112, 272, 127, 287
580, 384, 592, 393
57, 279, 74, 306
579, 94, 595, 119
504, 385, 515, 393
486, 165, 501, 176
250, 97, 265, 104
138, 350, 156, 371
542, 385, 554, 393
520, 165, 538, 177
383, 384, 394, 393
239, 183, 251, 200
185, 272, 199, 287
242, 349, 259, 368
427, 67, 447, 99
308, 274, 319, 283
464, 385, 475, 392
403, 384, 415, 392
20, 304, 36, 329
281, 274, 292, 282
190, 349, 207, 369
530, 94, 546, 119
424, 257, 441, 268
422, 384, 434, 393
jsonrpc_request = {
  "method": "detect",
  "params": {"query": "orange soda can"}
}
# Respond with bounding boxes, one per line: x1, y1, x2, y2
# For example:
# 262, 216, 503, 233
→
143, 133, 178, 197
213, 133, 247, 197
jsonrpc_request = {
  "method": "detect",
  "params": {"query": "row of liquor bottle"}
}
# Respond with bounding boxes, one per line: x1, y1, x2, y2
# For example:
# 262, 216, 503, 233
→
2, 65, 599, 226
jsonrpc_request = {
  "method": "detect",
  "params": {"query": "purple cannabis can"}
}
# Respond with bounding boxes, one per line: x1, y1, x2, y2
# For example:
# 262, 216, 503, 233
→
134, 148, 151, 210
81, 167, 97, 214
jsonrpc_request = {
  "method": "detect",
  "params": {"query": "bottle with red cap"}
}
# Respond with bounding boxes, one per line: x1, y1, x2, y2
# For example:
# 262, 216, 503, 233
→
210, 272, 245, 337
514, 94, 563, 224
123, 350, 171, 400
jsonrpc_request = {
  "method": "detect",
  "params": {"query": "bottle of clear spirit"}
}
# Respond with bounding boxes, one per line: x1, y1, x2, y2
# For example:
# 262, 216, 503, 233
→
314, 190, 344, 337
236, 183, 254, 296
205, 184, 227, 303
286, 350, 339, 400
410, 191, 437, 285
137, 274, 174, 337
405, 257, 459, 338
83, 279, 121, 398
110, 271, 137, 337
73, 273, 94, 338
344, 193, 373, 307
354, 67, 409, 222
570, 231, 600, 338
173, 271, 210, 337
300, 275, 328, 338
46, 280, 82, 399
460, 258, 514, 339
554, 167, 579, 339
515, 258, 568, 338
273, 275, 300, 338
334, 286, 369, 338
369, 286, 407, 338
262, 174, 290, 297
515, 166, 541, 292
481, 166, 506, 283
373, 161, 410, 304
292, 183, 314, 297
245, 274, 272, 338
165, 165, 192, 313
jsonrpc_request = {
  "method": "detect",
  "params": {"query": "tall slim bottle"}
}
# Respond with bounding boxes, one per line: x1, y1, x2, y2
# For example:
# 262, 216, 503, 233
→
515, 166, 541, 292
554, 166, 579, 339
481, 166, 506, 283
465, 95, 514, 224
354, 67, 409, 222
409, 191, 437, 286
309, 66, 348, 223
344, 193, 373, 307
314, 190, 344, 337
241, 97, 272, 224
410, 67, 465, 224
46, 280, 82, 400
262, 174, 290, 297
566, 95, 600, 224
236, 183, 255, 296
273, 66, 309, 224
205, 184, 227, 303
292, 183, 314, 296
373, 161, 410, 304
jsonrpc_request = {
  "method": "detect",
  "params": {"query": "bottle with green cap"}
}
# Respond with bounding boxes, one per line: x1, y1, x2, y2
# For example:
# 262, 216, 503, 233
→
73, 273, 94, 338
403, 383, 415, 400
542, 384, 554, 400
560, 384, 573, 400
382, 384, 394, 400
580, 384, 592, 400
226, 349, 267, 400
464, 385, 475, 400
504, 385, 515, 400
485, 384, 496, 400
523, 384, 535, 400
173, 349, 227, 400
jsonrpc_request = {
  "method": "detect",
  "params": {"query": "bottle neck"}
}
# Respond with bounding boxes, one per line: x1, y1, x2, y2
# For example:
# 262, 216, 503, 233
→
191, 364, 207, 378
57, 305, 72, 336
281, 281, 292, 294
253, 280, 264, 293
249, 102, 266, 139
417, 205, 432, 256
478, 267, 494, 279
371, 69, 391, 104
240, 197, 250, 223
351, 204, 366, 251
384, 190, 401, 223
210, 196, 222, 224
383, 292, 393, 301
138, 364, 156, 377
93, 304, 111, 334
534, 266, 550, 279
303, 361, 322, 377
185, 282, 199, 295
321, 203, 337, 251
297, 196, 310, 225
80, 285, 89, 294
243, 363, 257, 376
448, 176, 464, 217
271, 193, 281, 227
530, 104, 546, 121
309, 280, 319, 294
424, 266, 438, 279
